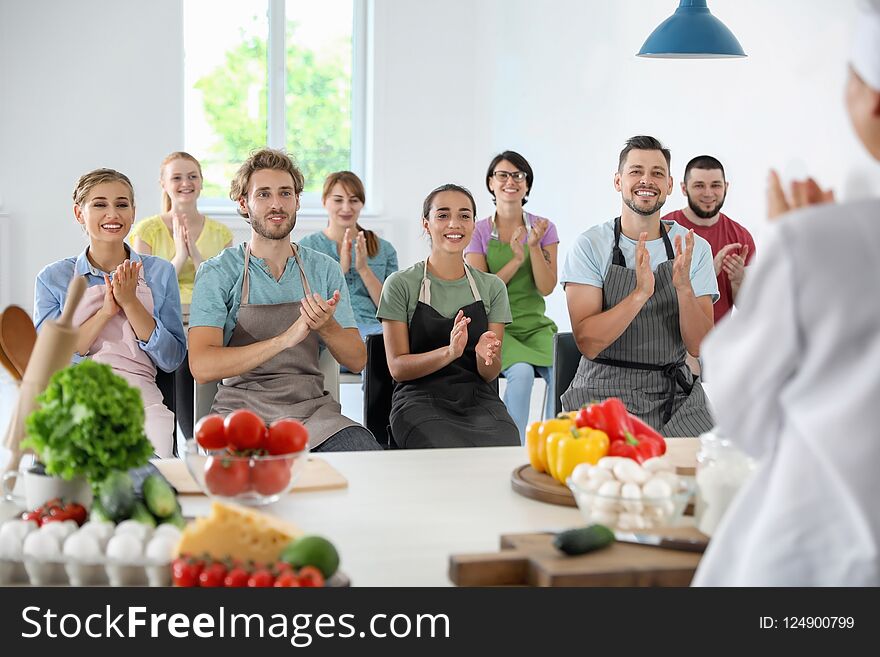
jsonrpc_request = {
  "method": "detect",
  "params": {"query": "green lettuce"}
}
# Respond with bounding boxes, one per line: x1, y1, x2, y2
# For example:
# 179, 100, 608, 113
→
22, 360, 154, 484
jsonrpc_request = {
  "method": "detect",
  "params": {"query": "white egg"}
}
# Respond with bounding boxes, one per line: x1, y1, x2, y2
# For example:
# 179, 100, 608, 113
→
38, 520, 78, 541
642, 457, 675, 473
62, 532, 103, 562
0, 533, 24, 559
0, 519, 38, 545
106, 533, 143, 562
613, 460, 650, 485
153, 524, 183, 542
79, 521, 116, 547
23, 531, 61, 560
114, 520, 153, 542
144, 535, 177, 563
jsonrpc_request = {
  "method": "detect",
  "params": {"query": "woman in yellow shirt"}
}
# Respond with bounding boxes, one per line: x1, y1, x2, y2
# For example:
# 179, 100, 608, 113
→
130, 151, 232, 443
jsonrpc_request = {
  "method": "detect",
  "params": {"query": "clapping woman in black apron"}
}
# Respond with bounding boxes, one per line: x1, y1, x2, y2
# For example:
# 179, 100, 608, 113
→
377, 184, 519, 448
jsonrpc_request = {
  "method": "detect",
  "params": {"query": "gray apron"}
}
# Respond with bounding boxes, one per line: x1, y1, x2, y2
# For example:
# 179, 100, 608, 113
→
561, 218, 714, 437
211, 243, 358, 449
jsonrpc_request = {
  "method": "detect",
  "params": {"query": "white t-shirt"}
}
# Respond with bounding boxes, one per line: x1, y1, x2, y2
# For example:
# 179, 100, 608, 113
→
560, 218, 720, 302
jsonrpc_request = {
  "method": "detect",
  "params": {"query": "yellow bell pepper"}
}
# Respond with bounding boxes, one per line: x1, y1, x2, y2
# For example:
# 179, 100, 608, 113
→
554, 429, 611, 484
536, 418, 572, 474
545, 431, 571, 481
526, 422, 544, 473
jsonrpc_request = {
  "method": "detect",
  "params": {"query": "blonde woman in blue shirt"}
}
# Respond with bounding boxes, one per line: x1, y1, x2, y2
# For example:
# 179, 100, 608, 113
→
300, 172, 398, 338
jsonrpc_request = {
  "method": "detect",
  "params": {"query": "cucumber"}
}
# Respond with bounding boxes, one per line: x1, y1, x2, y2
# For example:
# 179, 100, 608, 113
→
142, 474, 177, 518
130, 500, 157, 528
161, 504, 186, 529
553, 524, 615, 555
99, 471, 136, 522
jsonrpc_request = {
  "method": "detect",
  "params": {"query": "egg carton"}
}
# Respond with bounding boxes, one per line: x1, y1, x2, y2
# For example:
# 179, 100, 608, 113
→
0, 555, 172, 586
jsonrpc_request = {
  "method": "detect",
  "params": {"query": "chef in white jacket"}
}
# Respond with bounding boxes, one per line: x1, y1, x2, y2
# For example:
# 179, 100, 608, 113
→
693, 0, 880, 586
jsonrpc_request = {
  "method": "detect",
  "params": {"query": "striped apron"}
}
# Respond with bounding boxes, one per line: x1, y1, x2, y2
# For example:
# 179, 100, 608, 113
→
561, 218, 714, 437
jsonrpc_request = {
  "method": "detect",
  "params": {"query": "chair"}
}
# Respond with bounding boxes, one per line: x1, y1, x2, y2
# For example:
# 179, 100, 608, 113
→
362, 333, 394, 447
193, 347, 342, 425
155, 368, 178, 456
552, 332, 581, 417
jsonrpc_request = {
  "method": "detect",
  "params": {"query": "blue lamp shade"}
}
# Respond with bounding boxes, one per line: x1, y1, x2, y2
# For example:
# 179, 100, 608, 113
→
637, 0, 746, 59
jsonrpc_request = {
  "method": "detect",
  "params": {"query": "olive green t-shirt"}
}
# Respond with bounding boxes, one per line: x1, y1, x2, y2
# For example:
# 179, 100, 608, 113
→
377, 261, 512, 325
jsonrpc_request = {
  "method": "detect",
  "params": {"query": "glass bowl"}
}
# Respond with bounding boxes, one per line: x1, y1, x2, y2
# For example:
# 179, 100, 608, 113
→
184, 441, 308, 506
567, 474, 694, 530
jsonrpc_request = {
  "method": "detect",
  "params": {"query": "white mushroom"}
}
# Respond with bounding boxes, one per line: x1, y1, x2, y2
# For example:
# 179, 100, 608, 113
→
613, 460, 650, 485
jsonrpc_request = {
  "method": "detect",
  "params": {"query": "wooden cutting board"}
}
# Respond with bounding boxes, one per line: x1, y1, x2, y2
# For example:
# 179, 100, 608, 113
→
154, 457, 348, 495
449, 527, 707, 587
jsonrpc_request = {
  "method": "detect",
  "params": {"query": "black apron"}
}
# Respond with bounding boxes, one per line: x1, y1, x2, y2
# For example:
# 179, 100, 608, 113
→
561, 218, 714, 437
388, 261, 519, 449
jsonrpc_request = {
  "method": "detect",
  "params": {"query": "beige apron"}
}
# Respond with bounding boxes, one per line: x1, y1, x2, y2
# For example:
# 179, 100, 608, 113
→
211, 243, 358, 449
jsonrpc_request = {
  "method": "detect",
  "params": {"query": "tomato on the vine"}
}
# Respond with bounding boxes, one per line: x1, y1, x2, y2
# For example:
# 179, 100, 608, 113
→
266, 419, 308, 455
224, 410, 267, 451
274, 572, 301, 587
205, 455, 250, 497
251, 459, 292, 496
195, 414, 228, 450
172, 557, 204, 587
198, 561, 228, 587
247, 569, 275, 587
296, 565, 325, 587
223, 567, 250, 588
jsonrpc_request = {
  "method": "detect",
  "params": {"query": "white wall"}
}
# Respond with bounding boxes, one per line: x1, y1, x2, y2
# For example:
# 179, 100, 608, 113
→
2, 0, 878, 333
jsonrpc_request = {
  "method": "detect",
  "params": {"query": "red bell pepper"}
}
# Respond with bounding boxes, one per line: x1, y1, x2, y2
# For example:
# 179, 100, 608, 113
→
577, 403, 612, 435
608, 439, 639, 461
608, 431, 664, 464
599, 398, 634, 443
628, 414, 667, 456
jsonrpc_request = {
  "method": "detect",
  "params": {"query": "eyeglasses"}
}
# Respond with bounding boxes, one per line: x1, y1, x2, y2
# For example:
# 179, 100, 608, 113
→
491, 171, 527, 182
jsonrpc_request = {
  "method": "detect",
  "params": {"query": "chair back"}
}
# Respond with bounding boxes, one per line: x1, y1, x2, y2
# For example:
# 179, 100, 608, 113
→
552, 332, 581, 416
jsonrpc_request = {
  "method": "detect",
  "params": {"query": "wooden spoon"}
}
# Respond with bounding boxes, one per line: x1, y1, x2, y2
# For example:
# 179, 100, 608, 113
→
0, 306, 37, 378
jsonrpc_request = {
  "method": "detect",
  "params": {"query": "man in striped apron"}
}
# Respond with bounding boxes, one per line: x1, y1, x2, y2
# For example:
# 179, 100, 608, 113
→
560, 136, 718, 437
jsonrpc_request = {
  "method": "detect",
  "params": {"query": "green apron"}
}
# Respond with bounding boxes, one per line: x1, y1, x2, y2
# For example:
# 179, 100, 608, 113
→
486, 212, 557, 371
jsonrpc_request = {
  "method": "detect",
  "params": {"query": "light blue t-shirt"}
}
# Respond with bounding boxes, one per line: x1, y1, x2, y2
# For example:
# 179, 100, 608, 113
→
298, 231, 398, 329
561, 219, 720, 302
190, 243, 356, 345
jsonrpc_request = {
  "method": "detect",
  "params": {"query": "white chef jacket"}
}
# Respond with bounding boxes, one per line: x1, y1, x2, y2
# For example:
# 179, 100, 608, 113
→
692, 197, 880, 586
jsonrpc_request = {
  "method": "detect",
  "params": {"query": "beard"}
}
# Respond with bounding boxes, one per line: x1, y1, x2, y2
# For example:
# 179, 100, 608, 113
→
250, 211, 296, 240
686, 192, 726, 219
624, 193, 666, 217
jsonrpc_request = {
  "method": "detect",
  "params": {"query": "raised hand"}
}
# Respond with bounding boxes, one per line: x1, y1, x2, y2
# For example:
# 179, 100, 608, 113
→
634, 232, 655, 302
339, 228, 352, 274
721, 244, 749, 285
527, 218, 549, 248
171, 211, 190, 260
111, 260, 142, 309
767, 169, 835, 221
475, 330, 501, 366
672, 230, 695, 293
99, 274, 120, 319
510, 226, 526, 263
712, 243, 742, 277
354, 231, 369, 273
447, 309, 471, 361
299, 290, 341, 331
185, 224, 204, 266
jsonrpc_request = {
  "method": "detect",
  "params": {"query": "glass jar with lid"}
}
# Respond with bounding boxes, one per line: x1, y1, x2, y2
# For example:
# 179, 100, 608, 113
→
694, 429, 755, 536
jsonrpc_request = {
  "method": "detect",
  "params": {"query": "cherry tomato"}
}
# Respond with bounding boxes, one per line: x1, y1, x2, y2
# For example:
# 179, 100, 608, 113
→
172, 557, 204, 587
204, 455, 250, 497
64, 503, 87, 526
21, 510, 42, 526
195, 414, 228, 450
296, 565, 325, 587
266, 419, 309, 455
224, 410, 267, 451
251, 458, 292, 496
274, 572, 301, 587
198, 561, 228, 587
223, 567, 250, 588
247, 569, 275, 587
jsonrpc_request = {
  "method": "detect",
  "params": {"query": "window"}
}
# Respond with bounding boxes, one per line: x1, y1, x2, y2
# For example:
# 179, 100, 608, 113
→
184, 0, 367, 209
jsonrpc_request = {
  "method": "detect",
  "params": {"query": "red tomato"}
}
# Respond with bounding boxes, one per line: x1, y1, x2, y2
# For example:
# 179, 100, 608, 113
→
21, 510, 42, 526
297, 566, 325, 587
172, 557, 203, 587
198, 562, 227, 587
266, 419, 308, 455
224, 410, 267, 451
65, 503, 88, 526
251, 458, 292, 496
223, 567, 250, 588
204, 455, 250, 497
247, 569, 275, 587
195, 414, 228, 450
274, 572, 301, 587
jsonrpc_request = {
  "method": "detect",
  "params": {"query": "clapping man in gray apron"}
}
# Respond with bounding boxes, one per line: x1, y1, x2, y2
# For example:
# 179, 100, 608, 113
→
188, 149, 381, 451
560, 136, 718, 437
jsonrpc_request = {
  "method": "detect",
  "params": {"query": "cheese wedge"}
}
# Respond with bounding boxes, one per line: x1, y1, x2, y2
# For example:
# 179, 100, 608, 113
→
174, 501, 303, 564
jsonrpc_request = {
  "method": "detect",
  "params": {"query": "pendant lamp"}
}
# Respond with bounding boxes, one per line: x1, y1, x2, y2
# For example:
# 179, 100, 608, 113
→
637, 0, 746, 59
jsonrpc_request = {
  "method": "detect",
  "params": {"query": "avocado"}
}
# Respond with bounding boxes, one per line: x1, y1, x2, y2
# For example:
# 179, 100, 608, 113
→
142, 474, 177, 518
553, 524, 615, 556
99, 471, 136, 522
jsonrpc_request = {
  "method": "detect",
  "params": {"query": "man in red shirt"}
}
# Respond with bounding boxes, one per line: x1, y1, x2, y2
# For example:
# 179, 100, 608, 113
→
662, 156, 755, 324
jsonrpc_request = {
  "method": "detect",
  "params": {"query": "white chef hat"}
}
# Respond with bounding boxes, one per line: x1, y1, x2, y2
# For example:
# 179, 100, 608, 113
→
851, 0, 880, 91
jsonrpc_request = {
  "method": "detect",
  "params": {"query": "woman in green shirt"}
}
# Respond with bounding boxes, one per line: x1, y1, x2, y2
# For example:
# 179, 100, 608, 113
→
377, 184, 518, 448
